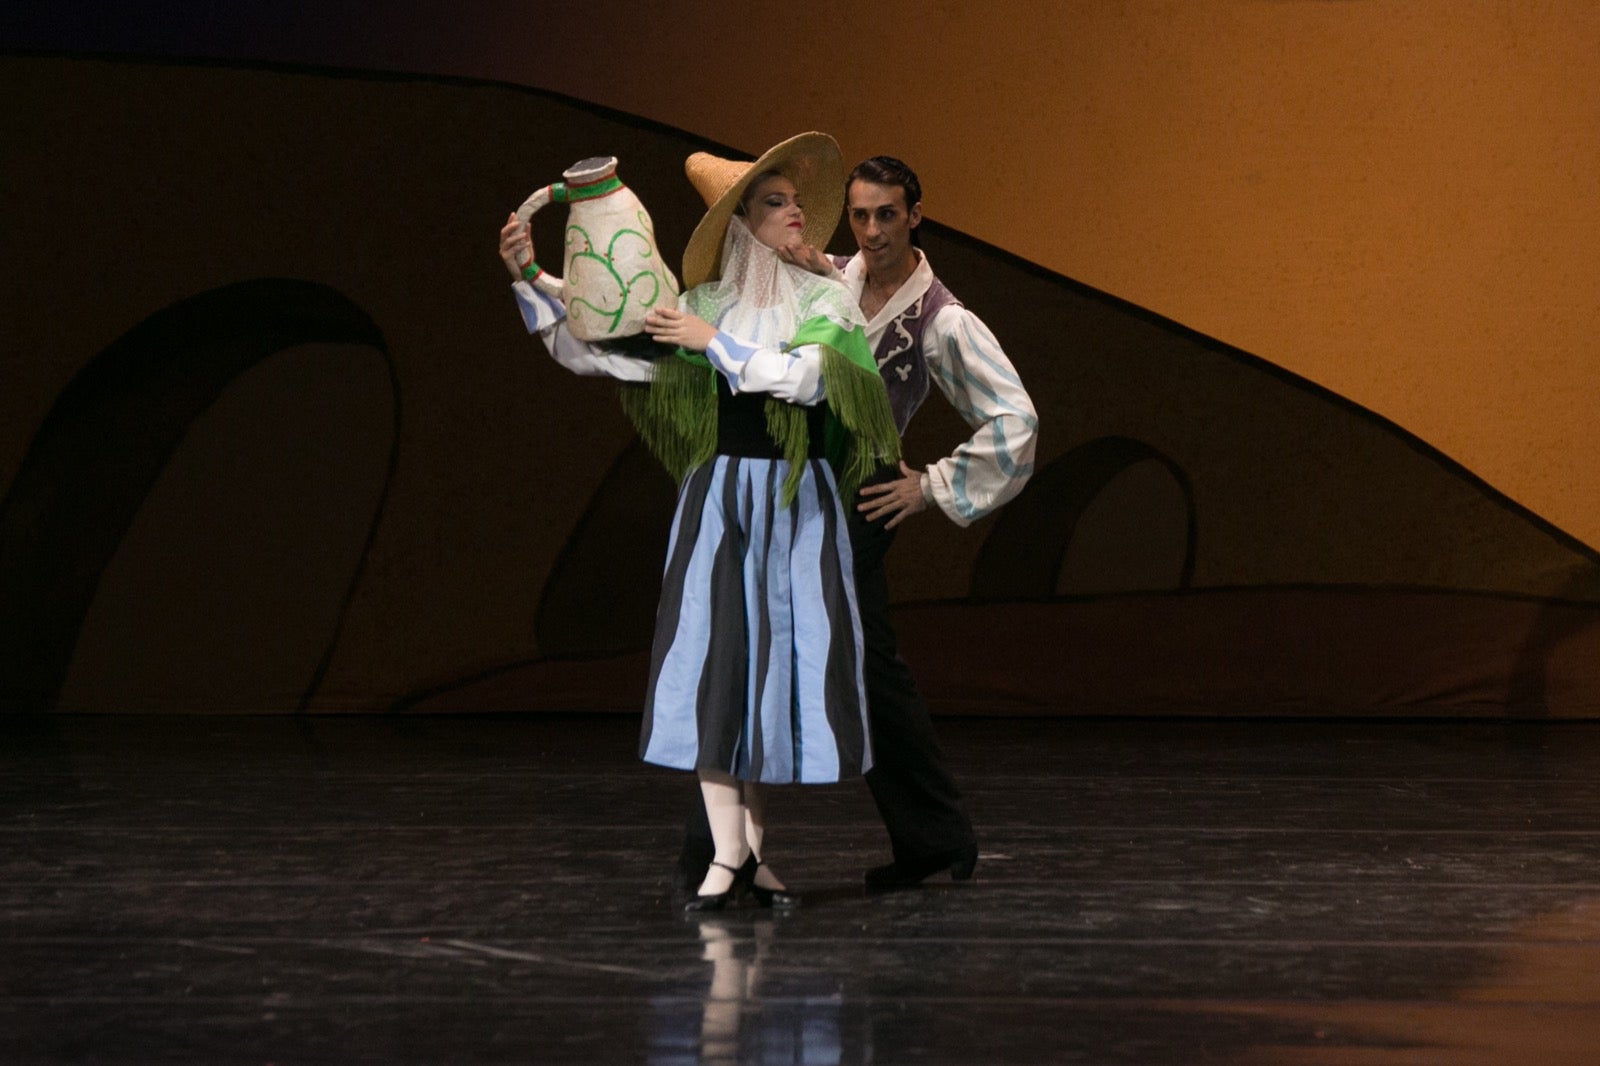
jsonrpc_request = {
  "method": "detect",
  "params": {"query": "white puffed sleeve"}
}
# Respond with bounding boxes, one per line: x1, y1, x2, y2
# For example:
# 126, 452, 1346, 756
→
511, 280, 656, 383
921, 304, 1039, 526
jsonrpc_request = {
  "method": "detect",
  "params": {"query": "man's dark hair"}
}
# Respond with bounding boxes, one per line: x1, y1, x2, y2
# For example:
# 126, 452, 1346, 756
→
847, 156, 922, 213
847, 156, 922, 246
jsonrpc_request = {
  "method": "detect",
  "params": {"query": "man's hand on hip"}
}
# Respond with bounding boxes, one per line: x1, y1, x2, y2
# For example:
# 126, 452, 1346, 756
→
857, 461, 929, 529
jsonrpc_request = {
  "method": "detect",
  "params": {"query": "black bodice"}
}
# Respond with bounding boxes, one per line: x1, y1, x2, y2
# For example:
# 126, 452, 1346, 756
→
714, 377, 827, 459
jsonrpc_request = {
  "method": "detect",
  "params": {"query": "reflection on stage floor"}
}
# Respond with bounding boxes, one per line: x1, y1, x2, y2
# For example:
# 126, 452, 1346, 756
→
4, 714, 1600, 1064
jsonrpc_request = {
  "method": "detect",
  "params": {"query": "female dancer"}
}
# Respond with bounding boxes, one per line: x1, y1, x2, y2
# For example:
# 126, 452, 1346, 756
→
499, 133, 899, 912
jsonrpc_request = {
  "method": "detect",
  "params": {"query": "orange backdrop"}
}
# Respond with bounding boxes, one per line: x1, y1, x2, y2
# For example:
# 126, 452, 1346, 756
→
507, 0, 1600, 550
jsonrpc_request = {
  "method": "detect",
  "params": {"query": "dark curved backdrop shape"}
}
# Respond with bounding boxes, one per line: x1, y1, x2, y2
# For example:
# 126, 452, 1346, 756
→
0, 278, 397, 712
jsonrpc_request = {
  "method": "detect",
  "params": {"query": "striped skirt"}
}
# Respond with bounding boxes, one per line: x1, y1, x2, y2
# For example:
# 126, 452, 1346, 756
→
639, 455, 872, 784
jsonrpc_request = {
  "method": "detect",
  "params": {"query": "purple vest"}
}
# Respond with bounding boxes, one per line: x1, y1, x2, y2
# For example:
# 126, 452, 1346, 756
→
834, 256, 961, 434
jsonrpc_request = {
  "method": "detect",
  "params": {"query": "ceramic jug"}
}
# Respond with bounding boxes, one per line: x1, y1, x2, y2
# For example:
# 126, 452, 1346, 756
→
515, 157, 680, 341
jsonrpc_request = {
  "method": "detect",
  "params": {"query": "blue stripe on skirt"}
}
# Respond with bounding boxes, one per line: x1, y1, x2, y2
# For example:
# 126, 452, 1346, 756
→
639, 456, 872, 784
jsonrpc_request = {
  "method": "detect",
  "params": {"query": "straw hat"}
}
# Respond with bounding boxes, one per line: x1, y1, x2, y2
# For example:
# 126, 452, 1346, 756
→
680, 132, 845, 288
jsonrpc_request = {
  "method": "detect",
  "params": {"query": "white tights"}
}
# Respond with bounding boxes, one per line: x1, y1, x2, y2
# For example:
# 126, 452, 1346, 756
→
696, 770, 786, 896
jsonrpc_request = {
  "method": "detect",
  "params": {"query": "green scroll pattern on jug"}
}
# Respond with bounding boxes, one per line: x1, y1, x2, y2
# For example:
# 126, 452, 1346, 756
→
563, 213, 667, 336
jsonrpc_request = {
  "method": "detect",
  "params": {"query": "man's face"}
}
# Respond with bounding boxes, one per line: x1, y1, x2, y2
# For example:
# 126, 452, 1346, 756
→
847, 180, 922, 274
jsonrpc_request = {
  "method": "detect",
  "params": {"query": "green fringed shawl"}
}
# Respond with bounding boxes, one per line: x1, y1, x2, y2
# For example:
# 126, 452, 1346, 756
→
618, 315, 900, 506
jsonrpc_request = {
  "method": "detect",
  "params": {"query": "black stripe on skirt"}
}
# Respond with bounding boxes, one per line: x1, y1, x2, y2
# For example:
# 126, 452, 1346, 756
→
747, 475, 778, 782
814, 462, 868, 774
695, 462, 750, 774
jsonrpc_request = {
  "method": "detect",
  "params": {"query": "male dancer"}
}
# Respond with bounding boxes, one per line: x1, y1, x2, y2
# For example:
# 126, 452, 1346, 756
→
679, 156, 1038, 894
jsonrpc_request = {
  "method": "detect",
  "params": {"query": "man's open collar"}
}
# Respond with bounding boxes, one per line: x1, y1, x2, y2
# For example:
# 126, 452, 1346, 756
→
843, 249, 935, 338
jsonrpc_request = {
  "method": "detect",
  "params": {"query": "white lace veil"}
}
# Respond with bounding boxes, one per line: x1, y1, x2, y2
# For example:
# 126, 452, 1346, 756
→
682, 216, 864, 347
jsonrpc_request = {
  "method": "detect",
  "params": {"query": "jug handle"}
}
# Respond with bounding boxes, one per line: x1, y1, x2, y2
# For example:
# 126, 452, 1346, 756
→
513, 184, 566, 300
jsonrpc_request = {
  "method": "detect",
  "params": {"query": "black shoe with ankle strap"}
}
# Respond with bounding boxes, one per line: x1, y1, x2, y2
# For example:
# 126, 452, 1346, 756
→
681, 860, 743, 914
739, 855, 801, 910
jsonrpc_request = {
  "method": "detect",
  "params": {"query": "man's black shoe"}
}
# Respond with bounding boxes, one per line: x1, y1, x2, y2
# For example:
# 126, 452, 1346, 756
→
671, 841, 714, 907
864, 844, 978, 893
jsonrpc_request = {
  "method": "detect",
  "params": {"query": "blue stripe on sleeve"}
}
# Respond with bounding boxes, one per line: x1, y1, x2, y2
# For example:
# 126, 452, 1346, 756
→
705, 331, 762, 384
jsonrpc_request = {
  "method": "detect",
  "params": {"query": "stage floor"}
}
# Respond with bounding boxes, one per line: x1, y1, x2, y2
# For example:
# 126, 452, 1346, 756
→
5, 714, 1600, 1064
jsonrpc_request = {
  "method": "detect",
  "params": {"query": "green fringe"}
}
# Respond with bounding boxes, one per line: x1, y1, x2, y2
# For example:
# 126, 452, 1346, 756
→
619, 340, 901, 509
755, 344, 901, 506
762, 401, 810, 505
816, 344, 902, 501
617, 354, 716, 482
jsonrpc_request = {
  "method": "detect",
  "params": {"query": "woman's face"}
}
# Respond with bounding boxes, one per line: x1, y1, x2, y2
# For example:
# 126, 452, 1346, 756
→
742, 174, 805, 250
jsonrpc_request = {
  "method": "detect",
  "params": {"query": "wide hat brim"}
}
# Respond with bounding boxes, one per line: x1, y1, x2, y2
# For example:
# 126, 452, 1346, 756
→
680, 132, 845, 289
